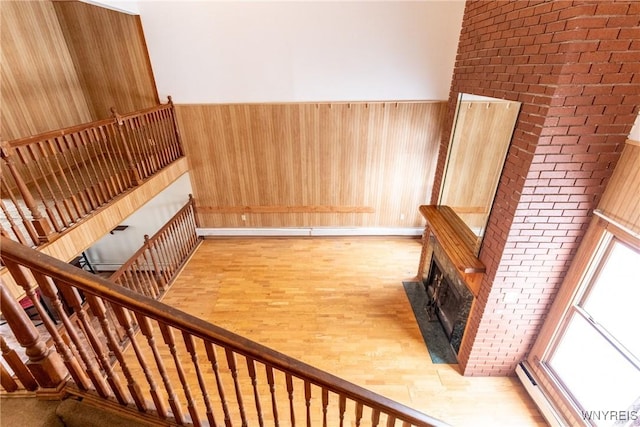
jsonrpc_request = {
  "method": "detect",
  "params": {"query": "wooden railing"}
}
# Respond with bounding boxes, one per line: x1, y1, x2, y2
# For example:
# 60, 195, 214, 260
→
110, 195, 200, 299
0, 98, 184, 248
0, 236, 448, 427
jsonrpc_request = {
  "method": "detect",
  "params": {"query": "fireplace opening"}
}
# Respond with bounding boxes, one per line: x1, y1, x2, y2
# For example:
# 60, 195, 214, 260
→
424, 256, 473, 354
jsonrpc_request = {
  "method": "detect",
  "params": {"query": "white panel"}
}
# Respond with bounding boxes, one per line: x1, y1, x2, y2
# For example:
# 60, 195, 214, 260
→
85, 173, 193, 270
138, 1, 465, 102
197, 227, 422, 237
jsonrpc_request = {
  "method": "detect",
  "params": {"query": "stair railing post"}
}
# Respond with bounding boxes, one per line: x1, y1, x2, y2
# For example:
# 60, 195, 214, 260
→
0, 284, 68, 389
110, 108, 142, 186
0, 142, 53, 243
167, 96, 185, 156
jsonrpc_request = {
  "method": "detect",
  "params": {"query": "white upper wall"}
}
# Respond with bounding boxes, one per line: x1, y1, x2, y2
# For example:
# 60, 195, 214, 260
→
137, 1, 465, 103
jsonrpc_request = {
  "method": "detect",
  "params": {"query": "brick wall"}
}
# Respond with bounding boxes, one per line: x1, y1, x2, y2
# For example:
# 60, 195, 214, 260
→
431, 0, 640, 376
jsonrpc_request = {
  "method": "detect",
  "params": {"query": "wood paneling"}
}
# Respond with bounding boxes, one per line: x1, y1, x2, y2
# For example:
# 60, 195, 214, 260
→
53, 1, 159, 120
0, 0, 158, 141
177, 102, 447, 228
439, 100, 520, 232
598, 139, 640, 234
0, 1, 93, 140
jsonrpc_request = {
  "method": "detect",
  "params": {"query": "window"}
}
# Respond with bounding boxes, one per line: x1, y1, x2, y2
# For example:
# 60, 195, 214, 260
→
543, 235, 640, 426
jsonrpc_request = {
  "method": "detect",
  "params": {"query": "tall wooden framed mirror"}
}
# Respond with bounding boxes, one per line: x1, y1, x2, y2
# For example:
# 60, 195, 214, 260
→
438, 93, 521, 253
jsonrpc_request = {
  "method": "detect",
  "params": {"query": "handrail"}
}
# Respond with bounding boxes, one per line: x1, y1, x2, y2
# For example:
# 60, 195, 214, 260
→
0, 236, 448, 427
109, 195, 200, 298
0, 99, 184, 247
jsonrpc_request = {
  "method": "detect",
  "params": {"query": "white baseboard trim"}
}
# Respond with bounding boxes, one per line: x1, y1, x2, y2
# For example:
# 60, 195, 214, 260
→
196, 227, 423, 237
516, 361, 565, 427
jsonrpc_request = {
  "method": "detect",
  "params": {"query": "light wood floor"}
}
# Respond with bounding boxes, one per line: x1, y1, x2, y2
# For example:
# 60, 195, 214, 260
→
158, 237, 546, 427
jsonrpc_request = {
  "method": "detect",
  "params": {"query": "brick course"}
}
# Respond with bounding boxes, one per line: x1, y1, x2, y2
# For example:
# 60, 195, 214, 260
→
431, 0, 640, 376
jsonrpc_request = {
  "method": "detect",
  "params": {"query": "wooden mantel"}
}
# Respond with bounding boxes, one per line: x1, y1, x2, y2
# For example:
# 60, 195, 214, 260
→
416, 205, 485, 297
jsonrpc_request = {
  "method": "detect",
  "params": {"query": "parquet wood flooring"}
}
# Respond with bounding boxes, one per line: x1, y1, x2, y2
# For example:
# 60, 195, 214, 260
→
153, 237, 546, 427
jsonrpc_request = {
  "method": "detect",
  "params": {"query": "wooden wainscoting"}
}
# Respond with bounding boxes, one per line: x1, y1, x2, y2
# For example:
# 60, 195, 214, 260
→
1, 0, 158, 141
176, 102, 447, 228
53, 0, 159, 120
0, 0, 93, 140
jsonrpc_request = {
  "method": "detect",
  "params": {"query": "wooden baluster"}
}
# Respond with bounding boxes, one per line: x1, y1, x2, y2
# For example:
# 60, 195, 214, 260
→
0, 281, 68, 389
159, 322, 201, 426
160, 107, 178, 162
125, 116, 151, 179
167, 96, 185, 157
153, 109, 172, 166
204, 342, 232, 427
145, 235, 167, 292
23, 144, 69, 227
0, 336, 38, 391
372, 409, 381, 427
140, 112, 160, 172
339, 395, 346, 427
170, 223, 186, 270
246, 357, 264, 427
158, 234, 178, 278
56, 282, 131, 406
0, 177, 39, 244
96, 125, 126, 194
127, 262, 146, 296
321, 388, 329, 427
285, 373, 295, 427
104, 122, 133, 189
106, 304, 156, 412
132, 115, 152, 176
304, 380, 312, 427
265, 365, 279, 427
70, 132, 104, 208
0, 199, 28, 245
44, 138, 84, 221
189, 194, 201, 229
182, 332, 217, 427
34, 141, 75, 225
125, 268, 144, 295
83, 294, 152, 414
53, 135, 92, 215
90, 126, 119, 197
29, 271, 111, 398
78, 130, 108, 205
355, 402, 364, 427
0, 363, 18, 392
60, 134, 98, 211
386, 415, 396, 427
402, 422, 411, 427
149, 239, 171, 288
225, 348, 248, 427
170, 219, 188, 263
138, 258, 159, 298
111, 108, 142, 186
0, 143, 53, 241
126, 310, 182, 423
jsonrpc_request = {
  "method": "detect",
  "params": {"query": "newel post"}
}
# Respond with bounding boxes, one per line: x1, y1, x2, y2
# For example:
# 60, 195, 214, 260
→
0, 142, 53, 243
110, 108, 142, 186
188, 194, 200, 228
167, 96, 185, 156
0, 284, 68, 389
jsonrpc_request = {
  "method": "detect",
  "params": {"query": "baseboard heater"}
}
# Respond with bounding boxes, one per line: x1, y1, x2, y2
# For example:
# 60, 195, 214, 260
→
196, 227, 423, 237
516, 361, 565, 427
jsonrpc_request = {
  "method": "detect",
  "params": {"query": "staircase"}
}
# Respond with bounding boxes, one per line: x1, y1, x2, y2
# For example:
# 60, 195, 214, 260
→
0, 236, 448, 427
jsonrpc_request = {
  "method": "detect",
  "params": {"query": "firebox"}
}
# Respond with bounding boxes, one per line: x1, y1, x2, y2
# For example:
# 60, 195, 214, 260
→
424, 256, 473, 355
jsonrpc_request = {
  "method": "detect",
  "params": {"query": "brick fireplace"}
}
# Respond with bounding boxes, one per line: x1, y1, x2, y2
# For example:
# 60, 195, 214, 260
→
433, 1, 640, 376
